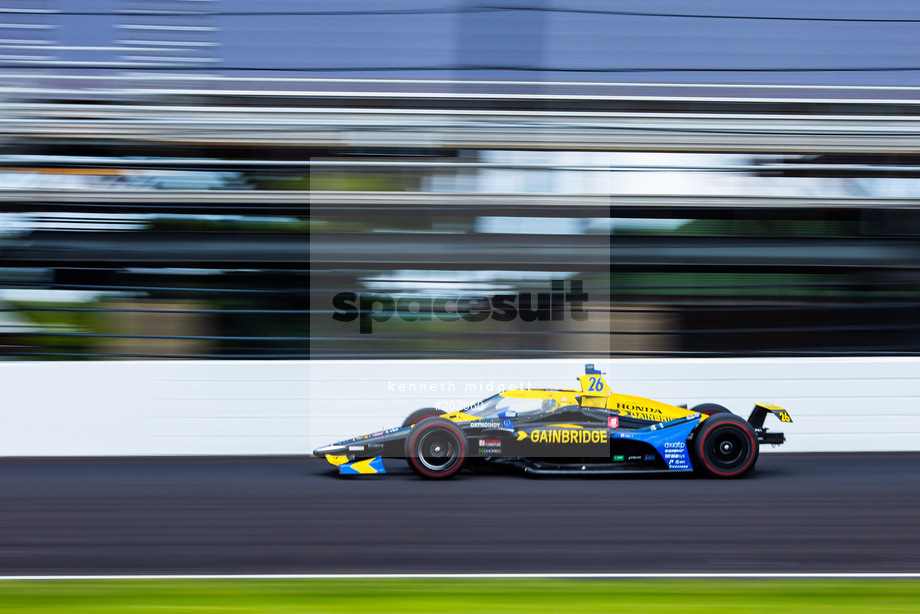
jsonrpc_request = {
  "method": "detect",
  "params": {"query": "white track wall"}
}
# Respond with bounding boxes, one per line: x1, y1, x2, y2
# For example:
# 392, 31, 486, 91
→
0, 358, 917, 456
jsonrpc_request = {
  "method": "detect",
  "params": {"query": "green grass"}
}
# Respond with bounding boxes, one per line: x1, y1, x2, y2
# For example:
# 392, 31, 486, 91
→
0, 579, 917, 613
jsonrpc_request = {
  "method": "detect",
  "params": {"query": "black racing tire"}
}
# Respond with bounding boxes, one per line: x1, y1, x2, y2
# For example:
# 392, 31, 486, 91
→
401, 407, 446, 428
690, 403, 732, 416
404, 417, 466, 479
691, 413, 759, 478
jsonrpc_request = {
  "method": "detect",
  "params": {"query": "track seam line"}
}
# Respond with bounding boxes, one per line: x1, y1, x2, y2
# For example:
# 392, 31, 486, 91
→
0, 573, 918, 581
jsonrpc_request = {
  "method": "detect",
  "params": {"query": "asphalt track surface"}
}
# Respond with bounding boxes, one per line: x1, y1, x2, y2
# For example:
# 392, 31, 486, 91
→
0, 454, 918, 575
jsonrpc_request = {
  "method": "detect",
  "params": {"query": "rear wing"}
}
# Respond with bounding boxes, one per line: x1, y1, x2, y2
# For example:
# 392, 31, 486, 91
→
747, 403, 792, 429
748, 403, 791, 445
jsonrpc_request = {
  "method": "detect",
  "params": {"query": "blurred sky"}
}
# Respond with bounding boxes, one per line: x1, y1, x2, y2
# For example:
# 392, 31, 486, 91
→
14, 0, 919, 85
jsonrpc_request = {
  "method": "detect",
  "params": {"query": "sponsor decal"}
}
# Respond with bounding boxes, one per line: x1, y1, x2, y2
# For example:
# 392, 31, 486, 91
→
528, 429, 608, 444
467, 421, 502, 429
477, 438, 502, 454
627, 455, 643, 461
620, 411, 665, 422
612, 455, 625, 462
644, 454, 656, 461
347, 445, 365, 452
662, 441, 690, 470
615, 403, 662, 414
607, 416, 619, 429
615, 403, 665, 422
502, 418, 514, 429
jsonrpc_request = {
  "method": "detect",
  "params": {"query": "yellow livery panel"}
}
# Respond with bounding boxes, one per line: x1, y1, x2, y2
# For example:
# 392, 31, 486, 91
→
607, 393, 696, 423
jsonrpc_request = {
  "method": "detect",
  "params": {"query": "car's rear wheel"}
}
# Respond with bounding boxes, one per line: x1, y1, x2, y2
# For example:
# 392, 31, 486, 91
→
690, 403, 732, 415
405, 417, 466, 479
401, 407, 446, 428
691, 414, 758, 478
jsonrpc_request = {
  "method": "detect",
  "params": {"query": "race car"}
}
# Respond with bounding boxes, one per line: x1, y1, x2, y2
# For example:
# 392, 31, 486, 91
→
314, 365, 791, 479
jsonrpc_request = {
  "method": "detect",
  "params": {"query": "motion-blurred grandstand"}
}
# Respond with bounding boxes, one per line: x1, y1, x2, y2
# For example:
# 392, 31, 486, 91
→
0, 0, 919, 358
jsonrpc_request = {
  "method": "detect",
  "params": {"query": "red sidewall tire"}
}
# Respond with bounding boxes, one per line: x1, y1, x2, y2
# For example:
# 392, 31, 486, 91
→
401, 407, 446, 428
690, 403, 732, 416
692, 414, 758, 478
405, 418, 466, 479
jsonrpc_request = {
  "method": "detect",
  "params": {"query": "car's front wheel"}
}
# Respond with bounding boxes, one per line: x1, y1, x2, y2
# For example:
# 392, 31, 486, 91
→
405, 417, 466, 479
401, 407, 446, 428
691, 414, 758, 478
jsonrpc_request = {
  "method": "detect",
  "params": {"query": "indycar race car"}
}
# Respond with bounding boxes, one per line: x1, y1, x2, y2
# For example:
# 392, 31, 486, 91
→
314, 365, 791, 479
